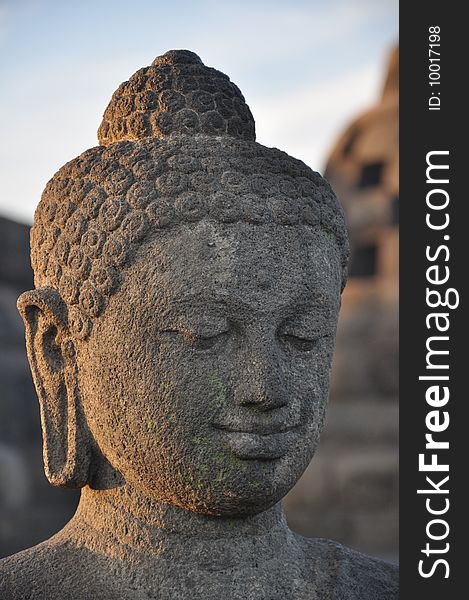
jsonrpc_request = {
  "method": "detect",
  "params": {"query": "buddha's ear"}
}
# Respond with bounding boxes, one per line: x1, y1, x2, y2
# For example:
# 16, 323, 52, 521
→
17, 287, 91, 488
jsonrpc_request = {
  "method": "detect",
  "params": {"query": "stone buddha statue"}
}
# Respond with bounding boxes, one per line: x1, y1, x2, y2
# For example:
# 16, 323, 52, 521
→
0, 50, 398, 599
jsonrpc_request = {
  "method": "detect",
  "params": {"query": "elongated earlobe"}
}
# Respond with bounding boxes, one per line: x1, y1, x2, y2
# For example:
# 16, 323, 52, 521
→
17, 288, 91, 488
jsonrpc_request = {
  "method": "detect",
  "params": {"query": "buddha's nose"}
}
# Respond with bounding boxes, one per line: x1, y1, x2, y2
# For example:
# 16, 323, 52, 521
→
234, 341, 287, 411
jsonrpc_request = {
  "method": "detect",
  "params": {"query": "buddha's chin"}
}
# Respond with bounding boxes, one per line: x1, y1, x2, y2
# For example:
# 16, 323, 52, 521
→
169, 460, 304, 518
117, 445, 312, 516
174, 488, 286, 518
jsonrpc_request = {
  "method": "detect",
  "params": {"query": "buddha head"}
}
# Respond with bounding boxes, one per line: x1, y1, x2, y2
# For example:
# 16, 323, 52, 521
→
18, 50, 349, 518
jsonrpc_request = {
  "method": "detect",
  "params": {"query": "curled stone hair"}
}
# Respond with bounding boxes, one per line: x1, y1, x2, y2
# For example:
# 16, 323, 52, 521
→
31, 49, 349, 340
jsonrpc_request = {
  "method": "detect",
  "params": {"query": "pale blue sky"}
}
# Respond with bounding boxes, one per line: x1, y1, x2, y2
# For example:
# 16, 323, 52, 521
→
0, 0, 398, 223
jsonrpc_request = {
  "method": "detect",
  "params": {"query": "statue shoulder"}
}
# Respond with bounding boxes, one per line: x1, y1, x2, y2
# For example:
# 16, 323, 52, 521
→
300, 536, 399, 600
0, 537, 119, 600
0, 540, 59, 599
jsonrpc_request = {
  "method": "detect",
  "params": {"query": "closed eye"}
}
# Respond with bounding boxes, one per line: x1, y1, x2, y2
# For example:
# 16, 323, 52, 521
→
191, 330, 229, 350
159, 321, 230, 351
280, 333, 329, 352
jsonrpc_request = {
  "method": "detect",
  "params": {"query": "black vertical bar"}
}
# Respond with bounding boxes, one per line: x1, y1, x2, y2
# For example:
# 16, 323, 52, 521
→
400, 2, 464, 597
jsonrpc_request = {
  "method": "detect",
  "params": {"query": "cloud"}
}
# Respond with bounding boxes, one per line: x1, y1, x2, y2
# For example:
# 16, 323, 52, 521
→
0, 3, 10, 45
186, 0, 395, 74
252, 61, 381, 172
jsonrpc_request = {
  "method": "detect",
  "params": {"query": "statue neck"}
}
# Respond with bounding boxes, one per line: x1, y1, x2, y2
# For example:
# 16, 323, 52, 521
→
65, 485, 292, 568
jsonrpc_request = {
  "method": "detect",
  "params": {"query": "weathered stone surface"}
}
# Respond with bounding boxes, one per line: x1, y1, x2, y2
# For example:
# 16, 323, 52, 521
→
0, 50, 397, 598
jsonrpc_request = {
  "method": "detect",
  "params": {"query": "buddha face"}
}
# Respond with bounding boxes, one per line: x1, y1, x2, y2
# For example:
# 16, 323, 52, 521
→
76, 220, 342, 516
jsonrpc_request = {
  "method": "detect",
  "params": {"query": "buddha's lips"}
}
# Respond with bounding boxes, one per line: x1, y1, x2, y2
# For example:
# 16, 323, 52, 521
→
212, 424, 300, 460
212, 421, 300, 436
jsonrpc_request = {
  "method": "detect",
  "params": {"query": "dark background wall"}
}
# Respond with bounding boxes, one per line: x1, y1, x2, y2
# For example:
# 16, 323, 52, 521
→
0, 216, 79, 558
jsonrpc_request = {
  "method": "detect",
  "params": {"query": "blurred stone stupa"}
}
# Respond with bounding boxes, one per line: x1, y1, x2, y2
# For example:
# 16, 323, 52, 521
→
284, 46, 399, 560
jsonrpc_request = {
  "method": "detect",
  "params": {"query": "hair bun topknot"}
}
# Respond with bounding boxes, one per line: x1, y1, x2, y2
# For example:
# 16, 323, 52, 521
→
98, 49, 256, 146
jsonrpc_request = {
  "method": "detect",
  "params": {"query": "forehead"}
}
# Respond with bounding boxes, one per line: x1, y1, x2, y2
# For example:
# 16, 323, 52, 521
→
124, 221, 342, 315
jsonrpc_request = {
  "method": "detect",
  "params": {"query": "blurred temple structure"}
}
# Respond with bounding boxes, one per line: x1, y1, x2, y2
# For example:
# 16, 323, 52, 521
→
0, 46, 398, 561
284, 46, 399, 561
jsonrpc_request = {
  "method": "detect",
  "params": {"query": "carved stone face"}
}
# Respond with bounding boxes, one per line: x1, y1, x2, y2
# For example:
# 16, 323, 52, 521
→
76, 219, 342, 516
